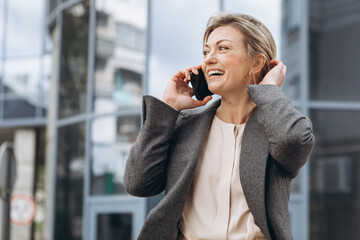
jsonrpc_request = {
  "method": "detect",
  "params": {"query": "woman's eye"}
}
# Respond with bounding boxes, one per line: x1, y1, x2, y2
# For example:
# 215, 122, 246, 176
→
219, 46, 229, 51
203, 50, 209, 56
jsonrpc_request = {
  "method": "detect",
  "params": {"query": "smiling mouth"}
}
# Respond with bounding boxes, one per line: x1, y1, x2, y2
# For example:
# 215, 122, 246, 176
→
208, 70, 225, 77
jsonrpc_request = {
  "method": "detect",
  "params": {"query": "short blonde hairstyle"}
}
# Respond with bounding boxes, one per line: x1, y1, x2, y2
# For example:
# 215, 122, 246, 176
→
203, 12, 277, 82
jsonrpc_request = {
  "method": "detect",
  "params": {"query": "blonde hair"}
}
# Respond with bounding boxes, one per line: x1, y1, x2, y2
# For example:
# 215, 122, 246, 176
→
203, 12, 276, 82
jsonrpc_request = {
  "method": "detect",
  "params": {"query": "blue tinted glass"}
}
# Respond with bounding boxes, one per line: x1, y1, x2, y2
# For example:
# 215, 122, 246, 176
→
0, 0, 4, 59
5, 0, 44, 57
59, 1, 89, 118
97, 213, 132, 240
93, 0, 147, 113
4, 57, 42, 95
91, 115, 141, 195
3, 97, 37, 119
40, 54, 51, 116
49, 0, 57, 14
55, 123, 85, 240
310, 109, 360, 240
309, 3, 360, 101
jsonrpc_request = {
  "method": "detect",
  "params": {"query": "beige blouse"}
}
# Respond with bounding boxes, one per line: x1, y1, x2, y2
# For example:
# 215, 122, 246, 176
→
179, 115, 266, 240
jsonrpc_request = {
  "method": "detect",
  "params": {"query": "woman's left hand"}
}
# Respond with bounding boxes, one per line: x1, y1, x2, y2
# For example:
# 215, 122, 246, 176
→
259, 59, 287, 87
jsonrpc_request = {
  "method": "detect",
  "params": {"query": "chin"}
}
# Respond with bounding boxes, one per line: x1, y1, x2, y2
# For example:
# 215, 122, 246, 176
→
207, 82, 222, 95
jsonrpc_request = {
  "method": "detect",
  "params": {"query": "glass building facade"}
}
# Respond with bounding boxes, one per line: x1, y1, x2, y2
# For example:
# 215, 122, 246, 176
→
282, 0, 360, 239
0, 0, 49, 239
5, 0, 360, 239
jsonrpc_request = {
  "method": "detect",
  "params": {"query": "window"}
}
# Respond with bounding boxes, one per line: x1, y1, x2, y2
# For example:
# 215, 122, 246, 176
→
93, 0, 147, 113
310, 110, 360, 239
91, 115, 141, 195
5, 0, 43, 57
55, 123, 85, 240
97, 213, 132, 240
59, 1, 89, 118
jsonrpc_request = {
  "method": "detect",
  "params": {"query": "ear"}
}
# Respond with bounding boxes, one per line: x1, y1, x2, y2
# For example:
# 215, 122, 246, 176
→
249, 54, 266, 75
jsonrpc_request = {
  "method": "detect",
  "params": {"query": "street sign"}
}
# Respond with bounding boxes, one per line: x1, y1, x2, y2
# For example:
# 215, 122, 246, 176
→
10, 194, 37, 226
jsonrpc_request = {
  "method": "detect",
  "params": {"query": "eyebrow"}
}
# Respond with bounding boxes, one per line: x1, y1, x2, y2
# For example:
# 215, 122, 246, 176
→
204, 39, 234, 48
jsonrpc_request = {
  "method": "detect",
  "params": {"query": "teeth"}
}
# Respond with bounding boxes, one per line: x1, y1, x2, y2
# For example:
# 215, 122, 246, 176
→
208, 70, 225, 76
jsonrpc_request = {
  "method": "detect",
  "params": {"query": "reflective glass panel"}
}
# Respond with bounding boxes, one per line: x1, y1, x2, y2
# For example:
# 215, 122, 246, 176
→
290, 172, 301, 194
309, 1, 360, 101
40, 54, 51, 117
97, 213, 132, 240
93, 0, 147, 113
0, 0, 4, 59
281, 0, 302, 100
91, 115, 141, 195
148, 0, 218, 98
4, 57, 41, 95
310, 110, 360, 239
5, 0, 44, 57
55, 123, 85, 240
49, 0, 57, 14
32, 127, 46, 239
59, 1, 89, 118
3, 97, 37, 119
45, 26, 53, 54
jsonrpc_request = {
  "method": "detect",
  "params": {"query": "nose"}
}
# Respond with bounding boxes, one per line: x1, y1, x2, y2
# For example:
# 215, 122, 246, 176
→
203, 51, 217, 65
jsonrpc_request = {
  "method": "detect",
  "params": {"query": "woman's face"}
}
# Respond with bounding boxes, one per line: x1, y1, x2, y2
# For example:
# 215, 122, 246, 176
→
202, 25, 252, 96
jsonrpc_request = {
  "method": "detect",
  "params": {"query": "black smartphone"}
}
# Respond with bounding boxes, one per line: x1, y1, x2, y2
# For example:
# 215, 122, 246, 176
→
190, 69, 213, 100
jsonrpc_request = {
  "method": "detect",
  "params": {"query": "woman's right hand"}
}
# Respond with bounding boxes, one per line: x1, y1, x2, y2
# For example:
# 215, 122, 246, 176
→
162, 65, 213, 111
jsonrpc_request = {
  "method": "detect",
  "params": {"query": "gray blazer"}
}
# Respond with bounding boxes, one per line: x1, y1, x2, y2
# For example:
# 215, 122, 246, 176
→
124, 85, 315, 240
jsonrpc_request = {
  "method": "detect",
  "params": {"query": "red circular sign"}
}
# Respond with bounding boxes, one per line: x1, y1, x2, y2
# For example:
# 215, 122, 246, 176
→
10, 194, 37, 226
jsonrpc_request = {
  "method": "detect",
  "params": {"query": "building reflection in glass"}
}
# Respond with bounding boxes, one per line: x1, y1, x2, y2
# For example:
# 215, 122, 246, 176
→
59, 1, 89, 118
0, 0, 50, 120
281, 0, 301, 101
91, 115, 141, 195
93, 0, 147, 113
309, 0, 360, 102
308, 0, 360, 239
5, 0, 43, 57
55, 123, 85, 240
97, 213, 132, 240
310, 110, 360, 239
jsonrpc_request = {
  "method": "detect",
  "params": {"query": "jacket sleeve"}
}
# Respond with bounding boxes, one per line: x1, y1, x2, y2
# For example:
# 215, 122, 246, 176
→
123, 95, 179, 197
247, 84, 315, 178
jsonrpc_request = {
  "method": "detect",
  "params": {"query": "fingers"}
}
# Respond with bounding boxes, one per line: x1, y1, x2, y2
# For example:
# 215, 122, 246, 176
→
192, 95, 213, 108
199, 96, 213, 105
270, 60, 287, 77
269, 59, 280, 66
190, 64, 202, 75
173, 64, 202, 84
260, 59, 287, 87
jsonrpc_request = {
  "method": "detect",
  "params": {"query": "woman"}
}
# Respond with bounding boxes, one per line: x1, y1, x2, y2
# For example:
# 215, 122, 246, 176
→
124, 12, 315, 240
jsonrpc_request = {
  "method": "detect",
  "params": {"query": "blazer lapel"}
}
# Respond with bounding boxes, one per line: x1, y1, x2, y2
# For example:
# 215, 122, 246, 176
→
182, 101, 220, 171
240, 111, 271, 239
168, 100, 220, 189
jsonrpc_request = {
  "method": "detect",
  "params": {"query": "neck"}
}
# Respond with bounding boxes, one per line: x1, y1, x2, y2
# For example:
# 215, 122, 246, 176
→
216, 89, 256, 125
